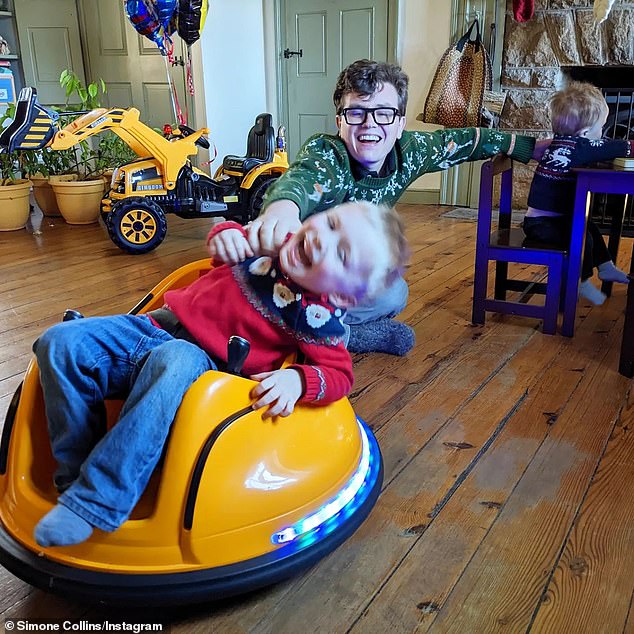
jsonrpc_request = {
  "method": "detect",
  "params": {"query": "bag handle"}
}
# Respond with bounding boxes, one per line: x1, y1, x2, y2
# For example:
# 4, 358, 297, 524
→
456, 18, 482, 53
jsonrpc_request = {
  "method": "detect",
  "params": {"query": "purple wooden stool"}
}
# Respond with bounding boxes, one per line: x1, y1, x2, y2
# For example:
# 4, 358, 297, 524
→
472, 157, 569, 335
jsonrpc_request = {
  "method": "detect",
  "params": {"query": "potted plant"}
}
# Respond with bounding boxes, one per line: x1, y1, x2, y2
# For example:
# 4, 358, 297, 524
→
30, 144, 77, 217
95, 131, 137, 193
48, 71, 110, 224
0, 105, 33, 231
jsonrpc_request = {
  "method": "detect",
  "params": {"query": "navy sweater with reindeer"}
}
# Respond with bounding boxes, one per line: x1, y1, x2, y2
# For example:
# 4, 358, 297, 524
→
527, 135, 634, 218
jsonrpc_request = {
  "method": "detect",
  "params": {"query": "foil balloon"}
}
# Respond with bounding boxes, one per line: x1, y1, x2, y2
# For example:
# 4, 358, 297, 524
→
125, 0, 166, 54
177, 0, 209, 47
155, 0, 177, 32
125, 0, 185, 125
165, 11, 178, 38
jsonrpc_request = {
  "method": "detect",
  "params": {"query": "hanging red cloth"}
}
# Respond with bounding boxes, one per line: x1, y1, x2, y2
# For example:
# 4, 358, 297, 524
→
513, 0, 534, 22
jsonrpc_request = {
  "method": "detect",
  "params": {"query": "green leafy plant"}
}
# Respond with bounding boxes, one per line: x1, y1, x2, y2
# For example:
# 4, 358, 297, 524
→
94, 130, 138, 174
40, 70, 112, 180
60, 69, 106, 112
1, 70, 140, 183
58, 71, 105, 180
58, 71, 140, 179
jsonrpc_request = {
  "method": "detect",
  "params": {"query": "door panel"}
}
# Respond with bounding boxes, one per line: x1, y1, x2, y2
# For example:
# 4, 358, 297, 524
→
106, 83, 134, 107
15, 0, 86, 105
80, 0, 187, 130
95, 4, 128, 55
297, 13, 326, 74
341, 9, 375, 64
284, 0, 388, 160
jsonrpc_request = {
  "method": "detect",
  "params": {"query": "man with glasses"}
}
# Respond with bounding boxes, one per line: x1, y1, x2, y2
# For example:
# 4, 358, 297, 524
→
210, 59, 540, 355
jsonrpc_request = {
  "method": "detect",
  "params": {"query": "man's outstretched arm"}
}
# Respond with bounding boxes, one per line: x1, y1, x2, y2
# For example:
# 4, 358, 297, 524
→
246, 199, 302, 256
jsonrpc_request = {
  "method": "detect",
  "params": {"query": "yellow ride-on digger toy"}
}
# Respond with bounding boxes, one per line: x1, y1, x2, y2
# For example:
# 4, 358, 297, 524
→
0, 88, 288, 254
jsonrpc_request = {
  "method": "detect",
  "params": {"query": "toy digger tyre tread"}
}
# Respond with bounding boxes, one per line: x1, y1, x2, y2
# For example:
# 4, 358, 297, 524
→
247, 176, 278, 222
100, 194, 112, 224
107, 197, 167, 255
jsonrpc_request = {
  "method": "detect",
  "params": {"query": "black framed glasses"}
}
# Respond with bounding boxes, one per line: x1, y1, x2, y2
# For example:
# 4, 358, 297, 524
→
339, 107, 401, 125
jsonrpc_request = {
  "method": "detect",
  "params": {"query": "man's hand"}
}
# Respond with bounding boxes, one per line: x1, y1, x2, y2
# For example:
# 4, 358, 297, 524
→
208, 228, 253, 265
247, 200, 301, 256
532, 138, 552, 161
250, 368, 304, 418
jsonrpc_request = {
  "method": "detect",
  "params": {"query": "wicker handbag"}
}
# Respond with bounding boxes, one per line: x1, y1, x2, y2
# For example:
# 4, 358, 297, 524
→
419, 19, 492, 128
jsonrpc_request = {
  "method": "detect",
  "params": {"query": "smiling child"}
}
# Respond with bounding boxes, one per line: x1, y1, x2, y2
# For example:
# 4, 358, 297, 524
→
32, 200, 408, 548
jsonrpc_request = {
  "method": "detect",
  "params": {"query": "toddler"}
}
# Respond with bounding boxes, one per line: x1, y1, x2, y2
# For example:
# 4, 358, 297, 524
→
523, 81, 634, 305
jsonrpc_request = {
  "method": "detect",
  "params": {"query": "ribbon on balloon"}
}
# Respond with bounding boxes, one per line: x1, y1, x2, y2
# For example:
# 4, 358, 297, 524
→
125, 0, 185, 125
125, 0, 210, 123
176, 0, 209, 96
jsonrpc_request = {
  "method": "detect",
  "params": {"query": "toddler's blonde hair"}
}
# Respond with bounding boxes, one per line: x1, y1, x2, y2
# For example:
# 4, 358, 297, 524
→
549, 81, 607, 136
344, 200, 410, 301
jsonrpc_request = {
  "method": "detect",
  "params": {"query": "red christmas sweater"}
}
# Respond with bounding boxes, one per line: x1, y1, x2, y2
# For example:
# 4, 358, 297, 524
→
161, 222, 353, 404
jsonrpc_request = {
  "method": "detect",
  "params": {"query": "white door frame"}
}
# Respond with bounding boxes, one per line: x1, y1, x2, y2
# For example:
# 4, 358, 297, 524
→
273, 0, 400, 147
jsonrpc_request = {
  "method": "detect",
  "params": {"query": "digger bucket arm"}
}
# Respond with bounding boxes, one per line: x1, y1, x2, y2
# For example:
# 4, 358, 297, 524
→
50, 108, 210, 187
0, 87, 210, 189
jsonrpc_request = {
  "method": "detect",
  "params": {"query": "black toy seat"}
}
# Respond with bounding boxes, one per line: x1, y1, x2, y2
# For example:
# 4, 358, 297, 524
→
223, 113, 275, 175
0, 87, 58, 152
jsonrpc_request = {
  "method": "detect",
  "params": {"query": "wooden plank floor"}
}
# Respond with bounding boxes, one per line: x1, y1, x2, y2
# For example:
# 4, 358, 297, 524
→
1, 203, 633, 633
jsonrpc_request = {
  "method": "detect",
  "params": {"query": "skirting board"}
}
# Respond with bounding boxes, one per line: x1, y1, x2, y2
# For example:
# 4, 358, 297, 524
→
399, 189, 440, 205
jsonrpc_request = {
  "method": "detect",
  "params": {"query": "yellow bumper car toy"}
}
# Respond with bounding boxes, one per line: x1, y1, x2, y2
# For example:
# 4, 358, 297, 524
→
0, 260, 383, 606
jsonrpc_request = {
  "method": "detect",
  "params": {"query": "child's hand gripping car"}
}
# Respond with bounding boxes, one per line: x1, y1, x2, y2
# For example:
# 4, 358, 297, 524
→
0, 260, 383, 606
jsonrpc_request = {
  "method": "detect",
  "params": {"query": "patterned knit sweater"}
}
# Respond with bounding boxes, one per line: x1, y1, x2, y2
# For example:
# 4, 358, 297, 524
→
264, 128, 536, 220
163, 223, 353, 404
527, 135, 634, 219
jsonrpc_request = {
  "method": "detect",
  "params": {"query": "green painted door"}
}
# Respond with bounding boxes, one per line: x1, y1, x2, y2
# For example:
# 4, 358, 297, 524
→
15, 0, 87, 105
283, 0, 389, 161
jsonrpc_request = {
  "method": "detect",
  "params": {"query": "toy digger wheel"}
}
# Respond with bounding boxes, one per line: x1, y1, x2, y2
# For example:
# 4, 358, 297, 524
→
100, 194, 112, 224
247, 176, 278, 222
106, 197, 167, 255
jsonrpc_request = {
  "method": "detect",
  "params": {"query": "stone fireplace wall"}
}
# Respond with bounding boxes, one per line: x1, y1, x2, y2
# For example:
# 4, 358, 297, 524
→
499, 0, 634, 205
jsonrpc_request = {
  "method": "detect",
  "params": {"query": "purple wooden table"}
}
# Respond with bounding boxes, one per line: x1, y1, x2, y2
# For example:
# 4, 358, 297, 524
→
563, 167, 634, 340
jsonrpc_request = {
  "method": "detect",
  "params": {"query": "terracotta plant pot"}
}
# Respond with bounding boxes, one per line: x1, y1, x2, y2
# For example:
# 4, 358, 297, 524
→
0, 179, 32, 231
30, 174, 61, 217
51, 178, 105, 225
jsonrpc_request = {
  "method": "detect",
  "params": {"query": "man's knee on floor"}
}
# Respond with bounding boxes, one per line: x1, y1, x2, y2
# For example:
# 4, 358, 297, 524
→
345, 276, 409, 325
383, 276, 409, 316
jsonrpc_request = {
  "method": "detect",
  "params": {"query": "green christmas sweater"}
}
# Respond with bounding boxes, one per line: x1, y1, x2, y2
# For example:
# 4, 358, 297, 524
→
264, 128, 535, 220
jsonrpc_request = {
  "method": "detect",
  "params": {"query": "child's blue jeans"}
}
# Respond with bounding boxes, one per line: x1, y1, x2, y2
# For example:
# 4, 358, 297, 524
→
33, 314, 217, 532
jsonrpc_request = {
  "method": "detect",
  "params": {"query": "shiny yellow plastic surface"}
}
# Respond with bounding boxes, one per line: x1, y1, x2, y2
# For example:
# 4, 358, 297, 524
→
47, 106, 288, 197
0, 261, 362, 573
213, 150, 288, 183
50, 107, 207, 188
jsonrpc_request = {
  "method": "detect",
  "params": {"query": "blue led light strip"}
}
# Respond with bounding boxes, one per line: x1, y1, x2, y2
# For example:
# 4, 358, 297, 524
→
271, 419, 373, 545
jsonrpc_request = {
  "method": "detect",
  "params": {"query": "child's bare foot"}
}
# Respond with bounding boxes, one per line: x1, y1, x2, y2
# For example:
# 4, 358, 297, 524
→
34, 503, 93, 547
